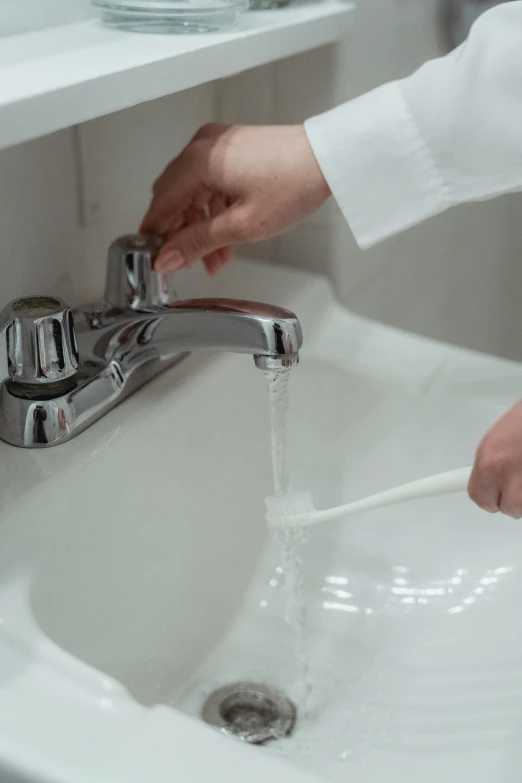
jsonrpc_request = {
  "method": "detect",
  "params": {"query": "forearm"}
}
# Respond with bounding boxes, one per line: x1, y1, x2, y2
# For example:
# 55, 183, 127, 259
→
305, 1, 522, 248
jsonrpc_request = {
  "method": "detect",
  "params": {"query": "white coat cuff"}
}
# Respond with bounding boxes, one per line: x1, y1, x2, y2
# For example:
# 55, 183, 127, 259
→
304, 81, 451, 249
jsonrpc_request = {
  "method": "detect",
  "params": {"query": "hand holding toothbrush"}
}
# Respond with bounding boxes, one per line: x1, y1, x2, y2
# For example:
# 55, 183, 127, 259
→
468, 399, 522, 518
268, 403, 522, 528
266, 401, 522, 525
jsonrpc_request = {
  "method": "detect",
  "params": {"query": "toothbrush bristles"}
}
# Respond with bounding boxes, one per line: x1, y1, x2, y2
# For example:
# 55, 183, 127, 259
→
265, 492, 316, 528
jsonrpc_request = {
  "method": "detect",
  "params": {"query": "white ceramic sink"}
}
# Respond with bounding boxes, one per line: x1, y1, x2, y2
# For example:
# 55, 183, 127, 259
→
1, 261, 522, 782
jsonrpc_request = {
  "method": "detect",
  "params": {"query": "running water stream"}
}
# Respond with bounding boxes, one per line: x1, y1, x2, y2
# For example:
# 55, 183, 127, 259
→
264, 367, 312, 712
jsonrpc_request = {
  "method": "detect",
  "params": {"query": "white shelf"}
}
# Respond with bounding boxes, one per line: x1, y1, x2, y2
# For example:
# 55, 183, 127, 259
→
0, 1, 353, 151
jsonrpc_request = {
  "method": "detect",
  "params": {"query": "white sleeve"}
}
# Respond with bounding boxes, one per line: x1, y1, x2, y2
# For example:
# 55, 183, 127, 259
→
304, 2, 522, 249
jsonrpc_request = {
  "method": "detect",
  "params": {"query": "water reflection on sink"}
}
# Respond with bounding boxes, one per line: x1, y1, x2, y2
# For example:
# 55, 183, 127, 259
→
175, 362, 522, 783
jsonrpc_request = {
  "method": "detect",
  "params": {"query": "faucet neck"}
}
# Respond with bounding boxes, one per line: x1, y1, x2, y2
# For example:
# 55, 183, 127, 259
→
81, 296, 301, 370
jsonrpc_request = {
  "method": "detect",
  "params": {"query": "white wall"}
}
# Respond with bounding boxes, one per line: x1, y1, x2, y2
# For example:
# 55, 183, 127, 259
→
0, 0, 94, 36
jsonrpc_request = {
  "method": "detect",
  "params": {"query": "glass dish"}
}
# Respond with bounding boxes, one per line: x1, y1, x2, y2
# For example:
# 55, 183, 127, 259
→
92, 0, 249, 33
249, 0, 291, 9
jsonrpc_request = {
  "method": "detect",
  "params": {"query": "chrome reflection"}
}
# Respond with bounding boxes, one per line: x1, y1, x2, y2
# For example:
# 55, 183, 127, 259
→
0, 234, 303, 447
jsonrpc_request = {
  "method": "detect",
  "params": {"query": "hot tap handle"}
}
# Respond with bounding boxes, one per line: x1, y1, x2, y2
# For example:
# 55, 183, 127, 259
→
105, 234, 177, 311
0, 296, 79, 385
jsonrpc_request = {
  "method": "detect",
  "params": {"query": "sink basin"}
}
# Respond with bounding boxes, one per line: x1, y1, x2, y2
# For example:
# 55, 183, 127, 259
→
0, 260, 521, 782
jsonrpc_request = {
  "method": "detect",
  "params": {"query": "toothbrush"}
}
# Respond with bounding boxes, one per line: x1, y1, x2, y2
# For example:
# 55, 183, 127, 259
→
265, 466, 472, 528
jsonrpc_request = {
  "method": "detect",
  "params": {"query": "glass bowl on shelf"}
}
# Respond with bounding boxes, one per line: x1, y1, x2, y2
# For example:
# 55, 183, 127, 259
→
249, 0, 291, 9
91, 0, 249, 33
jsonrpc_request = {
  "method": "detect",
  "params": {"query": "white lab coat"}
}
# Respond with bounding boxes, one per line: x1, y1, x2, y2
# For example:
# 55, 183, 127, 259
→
305, 1, 522, 249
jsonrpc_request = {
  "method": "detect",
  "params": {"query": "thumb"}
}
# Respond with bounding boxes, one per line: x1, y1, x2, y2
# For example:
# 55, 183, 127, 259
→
155, 211, 242, 272
467, 460, 501, 513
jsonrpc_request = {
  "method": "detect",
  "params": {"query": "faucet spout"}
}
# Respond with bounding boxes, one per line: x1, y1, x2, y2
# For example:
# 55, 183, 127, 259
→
165, 298, 302, 369
81, 296, 302, 372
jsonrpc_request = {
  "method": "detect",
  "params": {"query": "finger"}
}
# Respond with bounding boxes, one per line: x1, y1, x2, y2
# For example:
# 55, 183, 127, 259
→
184, 203, 207, 226
141, 170, 210, 236
149, 208, 199, 271
166, 199, 232, 274
193, 122, 228, 141
170, 212, 186, 231
467, 464, 501, 513
498, 480, 522, 518
499, 492, 522, 518
163, 211, 185, 237
499, 494, 521, 519
203, 195, 232, 274
155, 209, 244, 272
204, 247, 233, 275
184, 202, 228, 273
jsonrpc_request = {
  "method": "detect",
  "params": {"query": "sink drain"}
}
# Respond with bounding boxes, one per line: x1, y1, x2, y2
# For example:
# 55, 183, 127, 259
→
202, 681, 296, 744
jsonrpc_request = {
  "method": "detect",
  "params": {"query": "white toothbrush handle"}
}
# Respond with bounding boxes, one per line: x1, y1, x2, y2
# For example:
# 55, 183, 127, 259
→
312, 466, 472, 524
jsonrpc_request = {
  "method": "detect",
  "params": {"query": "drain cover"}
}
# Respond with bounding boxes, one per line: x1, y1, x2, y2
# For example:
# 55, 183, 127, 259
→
202, 681, 296, 744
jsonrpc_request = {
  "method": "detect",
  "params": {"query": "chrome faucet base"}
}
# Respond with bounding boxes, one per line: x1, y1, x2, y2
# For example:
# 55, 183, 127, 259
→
0, 349, 185, 448
0, 235, 303, 448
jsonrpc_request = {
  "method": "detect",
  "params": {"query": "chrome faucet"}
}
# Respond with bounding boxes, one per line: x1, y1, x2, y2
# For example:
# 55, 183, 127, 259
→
0, 235, 302, 448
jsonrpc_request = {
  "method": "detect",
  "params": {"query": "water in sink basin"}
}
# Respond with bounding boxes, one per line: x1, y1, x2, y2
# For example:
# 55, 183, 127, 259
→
173, 362, 522, 783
